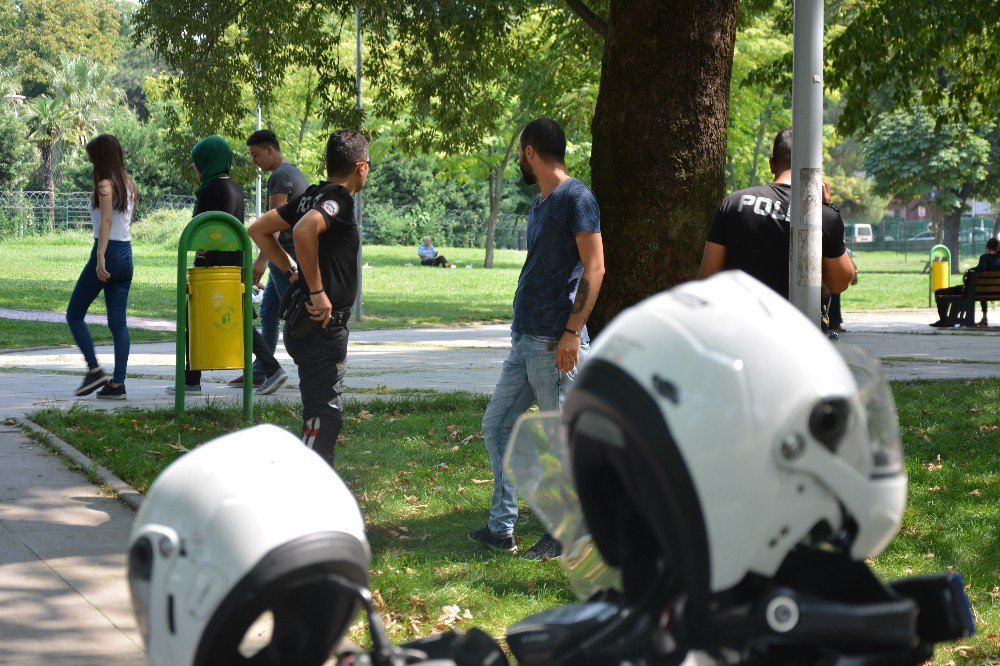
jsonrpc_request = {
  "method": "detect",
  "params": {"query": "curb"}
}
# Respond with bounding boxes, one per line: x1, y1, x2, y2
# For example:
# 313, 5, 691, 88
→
17, 418, 144, 512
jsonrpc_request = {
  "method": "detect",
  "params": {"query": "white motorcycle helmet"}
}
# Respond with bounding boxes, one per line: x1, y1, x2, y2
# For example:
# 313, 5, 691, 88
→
553, 272, 906, 626
128, 424, 370, 666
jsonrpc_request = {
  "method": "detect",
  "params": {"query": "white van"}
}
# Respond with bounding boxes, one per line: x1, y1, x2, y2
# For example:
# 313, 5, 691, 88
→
850, 224, 873, 243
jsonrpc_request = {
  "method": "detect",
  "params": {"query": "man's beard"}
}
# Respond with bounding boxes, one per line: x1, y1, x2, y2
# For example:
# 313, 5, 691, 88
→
519, 161, 536, 185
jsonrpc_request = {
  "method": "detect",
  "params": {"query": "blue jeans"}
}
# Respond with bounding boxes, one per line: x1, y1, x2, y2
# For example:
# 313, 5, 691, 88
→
252, 260, 294, 379
67, 240, 133, 383
482, 332, 588, 537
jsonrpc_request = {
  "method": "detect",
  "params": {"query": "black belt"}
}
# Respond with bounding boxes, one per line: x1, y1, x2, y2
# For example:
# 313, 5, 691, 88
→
329, 308, 352, 328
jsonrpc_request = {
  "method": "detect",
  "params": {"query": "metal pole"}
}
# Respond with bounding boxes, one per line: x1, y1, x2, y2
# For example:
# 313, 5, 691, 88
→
788, 0, 824, 323
353, 3, 364, 322
255, 105, 262, 219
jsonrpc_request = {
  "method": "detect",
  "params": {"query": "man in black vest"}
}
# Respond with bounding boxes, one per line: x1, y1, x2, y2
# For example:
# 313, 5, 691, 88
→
248, 130, 369, 468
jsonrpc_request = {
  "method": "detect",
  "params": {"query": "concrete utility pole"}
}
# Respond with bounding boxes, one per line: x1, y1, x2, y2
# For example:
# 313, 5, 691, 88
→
789, 0, 824, 324
353, 3, 364, 322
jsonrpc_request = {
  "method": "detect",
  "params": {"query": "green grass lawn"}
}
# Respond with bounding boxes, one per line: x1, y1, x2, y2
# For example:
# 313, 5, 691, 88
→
840, 250, 982, 310
0, 318, 174, 350
0, 232, 962, 324
28, 381, 1000, 662
0, 233, 523, 329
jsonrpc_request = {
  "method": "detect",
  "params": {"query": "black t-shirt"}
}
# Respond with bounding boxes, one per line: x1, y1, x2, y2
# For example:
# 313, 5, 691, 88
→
194, 177, 245, 267
277, 182, 359, 312
707, 183, 846, 298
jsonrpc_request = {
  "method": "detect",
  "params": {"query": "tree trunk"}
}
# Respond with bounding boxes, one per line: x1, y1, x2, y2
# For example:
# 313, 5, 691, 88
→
942, 209, 962, 274
589, 0, 739, 335
944, 184, 972, 274
483, 133, 518, 269
42, 144, 54, 231
484, 166, 500, 268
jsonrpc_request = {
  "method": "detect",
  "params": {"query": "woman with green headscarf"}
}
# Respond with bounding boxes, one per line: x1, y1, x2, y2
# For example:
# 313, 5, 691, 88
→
170, 135, 285, 395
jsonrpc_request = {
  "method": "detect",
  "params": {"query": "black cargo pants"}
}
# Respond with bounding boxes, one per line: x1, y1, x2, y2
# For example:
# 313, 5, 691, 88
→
283, 322, 349, 468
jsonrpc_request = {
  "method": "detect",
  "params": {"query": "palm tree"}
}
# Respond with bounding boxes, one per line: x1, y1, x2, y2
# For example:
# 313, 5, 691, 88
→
25, 95, 81, 229
23, 57, 122, 230
49, 56, 123, 127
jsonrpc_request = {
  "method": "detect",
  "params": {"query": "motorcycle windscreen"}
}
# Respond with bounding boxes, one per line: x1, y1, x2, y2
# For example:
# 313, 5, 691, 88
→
504, 411, 622, 598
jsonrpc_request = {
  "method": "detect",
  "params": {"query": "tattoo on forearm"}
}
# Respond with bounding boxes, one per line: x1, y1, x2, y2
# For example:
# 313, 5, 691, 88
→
572, 278, 590, 314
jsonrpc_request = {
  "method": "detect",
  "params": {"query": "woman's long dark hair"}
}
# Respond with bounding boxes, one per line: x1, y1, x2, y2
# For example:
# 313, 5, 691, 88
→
86, 134, 138, 213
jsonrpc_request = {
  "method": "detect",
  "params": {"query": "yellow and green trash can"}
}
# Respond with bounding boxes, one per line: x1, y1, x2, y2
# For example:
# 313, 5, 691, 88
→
928, 244, 951, 307
175, 212, 253, 419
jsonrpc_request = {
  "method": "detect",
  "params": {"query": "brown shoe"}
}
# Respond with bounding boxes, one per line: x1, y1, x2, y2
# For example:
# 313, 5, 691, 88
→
978, 318, 989, 327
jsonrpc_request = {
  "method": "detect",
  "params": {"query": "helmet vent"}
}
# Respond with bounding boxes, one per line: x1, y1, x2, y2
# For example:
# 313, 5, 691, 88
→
651, 375, 680, 404
809, 398, 850, 451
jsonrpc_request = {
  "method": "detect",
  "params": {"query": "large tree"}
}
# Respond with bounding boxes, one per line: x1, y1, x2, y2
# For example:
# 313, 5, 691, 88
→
862, 104, 994, 271
25, 95, 81, 228
0, 0, 121, 97
135, 0, 746, 331
587, 1, 739, 329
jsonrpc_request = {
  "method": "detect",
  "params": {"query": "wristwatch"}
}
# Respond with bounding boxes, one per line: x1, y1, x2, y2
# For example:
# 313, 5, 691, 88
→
285, 266, 298, 279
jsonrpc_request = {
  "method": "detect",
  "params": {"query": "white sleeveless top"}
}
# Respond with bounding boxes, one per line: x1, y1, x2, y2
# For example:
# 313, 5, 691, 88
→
90, 190, 134, 242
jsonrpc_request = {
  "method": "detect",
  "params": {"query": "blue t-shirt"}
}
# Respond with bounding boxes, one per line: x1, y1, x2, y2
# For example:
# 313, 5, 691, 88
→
418, 243, 436, 259
512, 178, 601, 339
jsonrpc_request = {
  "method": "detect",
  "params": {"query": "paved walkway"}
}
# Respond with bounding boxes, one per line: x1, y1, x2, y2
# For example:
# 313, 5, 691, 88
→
0, 312, 997, 662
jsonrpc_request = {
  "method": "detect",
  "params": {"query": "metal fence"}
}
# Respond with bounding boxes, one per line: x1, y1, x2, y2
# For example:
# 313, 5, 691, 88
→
0, 191, 199, 237
0, 191, 530, 249
847, 217, 998, 266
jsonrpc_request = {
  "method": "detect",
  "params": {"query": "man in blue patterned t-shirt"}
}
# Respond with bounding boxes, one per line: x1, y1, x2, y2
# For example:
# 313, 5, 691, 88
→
469, 118, 605, 560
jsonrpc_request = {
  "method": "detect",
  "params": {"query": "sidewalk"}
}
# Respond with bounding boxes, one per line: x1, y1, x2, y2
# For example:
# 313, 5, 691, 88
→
0, 313, 998, 663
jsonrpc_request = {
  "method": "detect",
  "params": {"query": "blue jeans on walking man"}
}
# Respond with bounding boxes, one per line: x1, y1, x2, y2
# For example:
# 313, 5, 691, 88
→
252, 259, 294, 379
67, 240, 133, 383
483, 332, 587, 538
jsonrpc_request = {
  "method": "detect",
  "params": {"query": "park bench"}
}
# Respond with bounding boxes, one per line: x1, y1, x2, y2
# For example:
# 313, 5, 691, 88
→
938, 269, 1000, 326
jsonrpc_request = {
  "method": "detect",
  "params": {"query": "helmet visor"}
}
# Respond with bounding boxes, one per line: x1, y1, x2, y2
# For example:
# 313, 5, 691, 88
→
837, 344, 904, 477
504, 412, 621, 597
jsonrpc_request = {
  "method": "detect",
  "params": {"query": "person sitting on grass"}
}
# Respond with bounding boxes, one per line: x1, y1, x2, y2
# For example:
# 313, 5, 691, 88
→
931, 237, 1000, 328
417, 236, 451, 267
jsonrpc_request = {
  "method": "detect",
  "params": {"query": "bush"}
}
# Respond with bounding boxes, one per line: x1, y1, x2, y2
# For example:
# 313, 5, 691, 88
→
0, 206, 39, 238
130, 208, 190, 248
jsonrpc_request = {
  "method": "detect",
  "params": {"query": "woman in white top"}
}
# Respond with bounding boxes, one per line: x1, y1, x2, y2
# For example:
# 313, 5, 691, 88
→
67, 134, 138, 400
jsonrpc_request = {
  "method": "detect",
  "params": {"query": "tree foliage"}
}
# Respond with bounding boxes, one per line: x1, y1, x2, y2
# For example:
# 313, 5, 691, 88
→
727, 2, 792, 189
863, 103, 995, 267
862, 105, 992, 216
0, 0, 121, 97
828, 0, 1000, 133
0, 109, 32, 190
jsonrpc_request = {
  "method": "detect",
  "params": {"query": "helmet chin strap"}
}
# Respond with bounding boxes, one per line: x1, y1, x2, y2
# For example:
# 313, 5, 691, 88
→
325, 575, 410, 666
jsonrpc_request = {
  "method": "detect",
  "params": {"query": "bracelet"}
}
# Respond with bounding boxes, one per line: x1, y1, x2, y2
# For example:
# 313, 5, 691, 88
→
309, 288, 325, 295
285, 266, 298, 279
564, 327, 582, 338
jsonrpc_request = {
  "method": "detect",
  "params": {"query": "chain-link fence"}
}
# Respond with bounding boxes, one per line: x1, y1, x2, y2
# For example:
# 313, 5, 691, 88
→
1, 191, 530, 249
847, 217, 998, 267
0, 191, 200, 237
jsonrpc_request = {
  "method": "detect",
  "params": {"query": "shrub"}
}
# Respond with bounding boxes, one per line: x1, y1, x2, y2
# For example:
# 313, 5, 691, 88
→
130, 208, 190, 248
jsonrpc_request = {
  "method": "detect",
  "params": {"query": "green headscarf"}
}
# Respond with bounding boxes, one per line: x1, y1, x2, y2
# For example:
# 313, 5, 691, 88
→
191, 135, 234, 196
